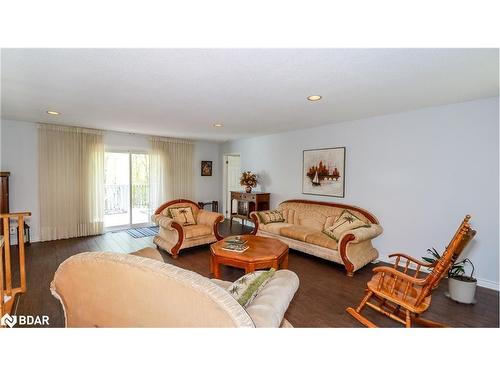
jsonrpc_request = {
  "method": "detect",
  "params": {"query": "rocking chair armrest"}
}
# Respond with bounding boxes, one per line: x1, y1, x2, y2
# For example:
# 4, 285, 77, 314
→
388, 253, 435, 268
372, 266, 427, 286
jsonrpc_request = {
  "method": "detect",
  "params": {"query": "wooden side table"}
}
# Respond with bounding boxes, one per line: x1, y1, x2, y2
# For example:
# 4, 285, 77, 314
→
198, 200, 219, 212
230, 192, 270, 229
210, 235, 288, 279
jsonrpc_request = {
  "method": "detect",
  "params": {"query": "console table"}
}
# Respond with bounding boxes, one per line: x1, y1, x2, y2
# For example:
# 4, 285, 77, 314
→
230, 191, 270, 229
198, 200, 219, 213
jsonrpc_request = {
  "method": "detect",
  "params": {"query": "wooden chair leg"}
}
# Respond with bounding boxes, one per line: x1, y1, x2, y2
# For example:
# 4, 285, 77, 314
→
355, 290, 373, 312
405, 310, 411, 328
346, 290, 378, 328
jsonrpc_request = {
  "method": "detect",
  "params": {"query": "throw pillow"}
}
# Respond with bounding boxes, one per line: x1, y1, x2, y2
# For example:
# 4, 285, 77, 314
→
168, 206, 197, 226
227, 268, 276, 307
257, 210, 285, 224
322, 209, 370, 241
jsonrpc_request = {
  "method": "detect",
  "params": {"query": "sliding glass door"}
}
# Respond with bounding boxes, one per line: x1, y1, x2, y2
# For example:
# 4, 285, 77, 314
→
104, 151, 150, 229
131, 153, 149, 225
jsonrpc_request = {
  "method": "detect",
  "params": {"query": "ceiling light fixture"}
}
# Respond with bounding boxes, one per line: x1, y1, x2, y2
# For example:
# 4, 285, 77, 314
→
46, 110, 60, 115
213, 123, 223, 128
307, 95, 322, 101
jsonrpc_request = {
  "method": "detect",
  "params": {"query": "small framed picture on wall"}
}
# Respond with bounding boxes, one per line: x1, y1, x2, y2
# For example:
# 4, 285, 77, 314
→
201, 161, 213, 176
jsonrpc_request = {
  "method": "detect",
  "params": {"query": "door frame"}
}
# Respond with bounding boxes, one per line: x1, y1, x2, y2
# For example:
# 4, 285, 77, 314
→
222, 153, 241, 219
104, 150, 151, 231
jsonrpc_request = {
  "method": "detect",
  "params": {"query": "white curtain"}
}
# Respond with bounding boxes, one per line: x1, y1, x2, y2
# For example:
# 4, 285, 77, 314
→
38, 124, 104, 241
149, 136, 194, 212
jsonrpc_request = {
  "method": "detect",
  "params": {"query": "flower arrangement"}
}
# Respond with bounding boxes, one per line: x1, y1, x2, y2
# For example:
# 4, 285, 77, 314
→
240, 171, 257, 193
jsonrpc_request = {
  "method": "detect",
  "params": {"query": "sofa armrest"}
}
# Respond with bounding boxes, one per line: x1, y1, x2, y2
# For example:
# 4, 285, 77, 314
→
244, 269, 299, 328
340, 224, 383, 244
249, 211, 264, 223
153, 215, 176, 230
151, 213, 161, 225
196, 210, 224, 240
338, 224, 383, 276
249, 211, 262, 235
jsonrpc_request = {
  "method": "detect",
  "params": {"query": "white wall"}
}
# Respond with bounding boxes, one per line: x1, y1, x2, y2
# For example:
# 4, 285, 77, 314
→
0, 120, 39, 243
0, 120, 221, 243
221, 97, 499, 289
194, 141, 222, 203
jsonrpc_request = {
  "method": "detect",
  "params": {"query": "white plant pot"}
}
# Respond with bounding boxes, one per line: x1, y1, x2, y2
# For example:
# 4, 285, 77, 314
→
448, 277, 477, 304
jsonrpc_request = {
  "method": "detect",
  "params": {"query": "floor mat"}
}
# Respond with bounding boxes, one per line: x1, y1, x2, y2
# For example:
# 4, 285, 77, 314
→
126, 226, 159, 238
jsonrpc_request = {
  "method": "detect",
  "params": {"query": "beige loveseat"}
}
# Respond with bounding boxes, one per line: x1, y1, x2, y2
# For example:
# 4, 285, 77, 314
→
50, 251, 299, 327
250, 200, 383, 276
152, 199, 224, 258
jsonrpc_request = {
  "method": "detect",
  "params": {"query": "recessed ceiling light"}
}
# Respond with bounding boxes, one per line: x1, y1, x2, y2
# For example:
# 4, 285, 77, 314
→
213, 123, 223, 128
46, 110, 60, 115
307, 95, 322, 101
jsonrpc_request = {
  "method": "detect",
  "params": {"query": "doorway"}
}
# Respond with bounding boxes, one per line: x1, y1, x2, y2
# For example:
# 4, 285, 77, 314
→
104, 151, 150, 229
223, 154, 241, 219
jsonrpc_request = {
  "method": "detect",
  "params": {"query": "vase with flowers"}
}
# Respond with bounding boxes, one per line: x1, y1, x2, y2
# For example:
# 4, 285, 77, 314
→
240, 171, 257, 193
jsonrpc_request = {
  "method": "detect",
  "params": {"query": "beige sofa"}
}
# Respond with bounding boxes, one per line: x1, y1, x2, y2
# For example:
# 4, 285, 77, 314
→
50, 251, 299, 327
152, 199, 224, 258
250, 200, 383, 276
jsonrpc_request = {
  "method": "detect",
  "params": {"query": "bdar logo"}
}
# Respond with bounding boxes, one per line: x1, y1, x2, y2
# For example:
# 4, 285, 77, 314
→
1, 313, 17, 328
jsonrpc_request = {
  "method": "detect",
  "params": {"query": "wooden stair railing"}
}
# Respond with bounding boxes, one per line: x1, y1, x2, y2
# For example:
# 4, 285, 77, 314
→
1, 212, 31, 318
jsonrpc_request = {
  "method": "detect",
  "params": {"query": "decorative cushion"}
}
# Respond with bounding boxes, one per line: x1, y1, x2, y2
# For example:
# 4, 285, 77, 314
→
323, 215, 339, 230
168, 206, 196, 226
322, 209, 370, 241
227, 268, 276, 307
257, 210, 285, 224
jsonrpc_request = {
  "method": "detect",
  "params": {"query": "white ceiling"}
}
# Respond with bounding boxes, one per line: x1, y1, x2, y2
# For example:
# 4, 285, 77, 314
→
1, 49, 498, 141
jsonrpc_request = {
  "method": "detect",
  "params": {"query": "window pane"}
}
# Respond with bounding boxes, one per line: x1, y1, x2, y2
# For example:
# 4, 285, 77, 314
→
131, 153, 150, 224
104, 152, 130, 227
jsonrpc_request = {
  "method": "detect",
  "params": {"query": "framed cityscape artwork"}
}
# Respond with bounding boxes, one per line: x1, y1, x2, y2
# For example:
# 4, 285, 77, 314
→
201, 161, 213, 176
302, 147, 345, 197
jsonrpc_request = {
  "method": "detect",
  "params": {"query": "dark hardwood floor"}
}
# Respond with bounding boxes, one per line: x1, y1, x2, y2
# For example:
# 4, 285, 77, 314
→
11, 220, 499, 328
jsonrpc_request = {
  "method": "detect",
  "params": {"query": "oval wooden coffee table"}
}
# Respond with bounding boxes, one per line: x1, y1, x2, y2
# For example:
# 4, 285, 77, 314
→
210, 235, 289, 279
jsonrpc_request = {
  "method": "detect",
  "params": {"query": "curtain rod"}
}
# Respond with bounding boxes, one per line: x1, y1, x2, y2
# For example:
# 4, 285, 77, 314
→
37, 122, 198, 142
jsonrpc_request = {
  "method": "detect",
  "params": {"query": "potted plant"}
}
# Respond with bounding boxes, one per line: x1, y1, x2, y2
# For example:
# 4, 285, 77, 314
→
423, 247, 477, 304
240, 171, 257, 193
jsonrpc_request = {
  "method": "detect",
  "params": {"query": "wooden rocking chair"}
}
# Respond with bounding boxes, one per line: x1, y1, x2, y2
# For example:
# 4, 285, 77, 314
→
346, 215, 476, 328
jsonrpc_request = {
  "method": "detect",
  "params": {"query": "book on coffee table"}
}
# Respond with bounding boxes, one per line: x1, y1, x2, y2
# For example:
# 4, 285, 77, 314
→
224, 236, 247, 245
221, 242, 249, 252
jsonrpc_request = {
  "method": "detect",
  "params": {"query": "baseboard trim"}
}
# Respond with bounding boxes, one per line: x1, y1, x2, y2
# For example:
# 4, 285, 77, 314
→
476, 278, 500, 291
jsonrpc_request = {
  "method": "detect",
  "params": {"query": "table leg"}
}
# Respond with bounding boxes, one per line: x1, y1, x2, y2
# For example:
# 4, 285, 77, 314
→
281, 253, 289, 269
245, 264, 255, 274
212, 256, 221, 279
